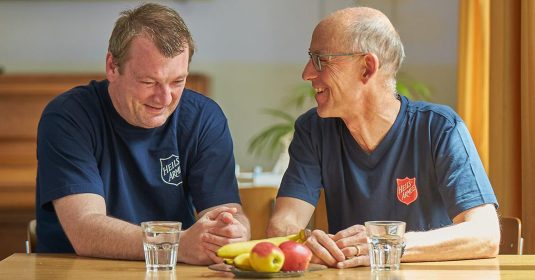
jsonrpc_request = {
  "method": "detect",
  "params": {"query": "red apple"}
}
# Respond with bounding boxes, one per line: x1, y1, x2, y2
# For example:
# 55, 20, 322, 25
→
279, 240, 313, 272
249, 242, 285, 272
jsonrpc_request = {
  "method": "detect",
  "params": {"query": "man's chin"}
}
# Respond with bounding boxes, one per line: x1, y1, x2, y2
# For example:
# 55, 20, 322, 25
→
139, 116, 168, 129
316, 108, 330, 118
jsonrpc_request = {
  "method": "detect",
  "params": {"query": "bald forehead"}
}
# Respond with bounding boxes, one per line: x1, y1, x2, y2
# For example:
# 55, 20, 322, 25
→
310, 7, 394, 50
321, 7, 391, 29
332, 7, 387, 19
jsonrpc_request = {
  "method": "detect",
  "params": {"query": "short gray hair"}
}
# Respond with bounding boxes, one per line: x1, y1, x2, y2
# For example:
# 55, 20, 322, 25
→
345, 16, 405, 77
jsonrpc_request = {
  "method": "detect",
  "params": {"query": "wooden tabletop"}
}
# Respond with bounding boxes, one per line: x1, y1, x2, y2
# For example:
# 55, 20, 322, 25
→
1, 253, 534, 279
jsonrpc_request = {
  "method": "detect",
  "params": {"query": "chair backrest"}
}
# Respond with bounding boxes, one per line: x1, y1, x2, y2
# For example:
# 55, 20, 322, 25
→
312, 189, 329, 232
500, 216, 523, 255
26, 219, 36, 254
239, 187, 278, 240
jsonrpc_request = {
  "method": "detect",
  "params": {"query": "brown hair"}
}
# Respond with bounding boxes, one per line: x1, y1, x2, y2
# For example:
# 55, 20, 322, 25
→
108, 3, 195, 72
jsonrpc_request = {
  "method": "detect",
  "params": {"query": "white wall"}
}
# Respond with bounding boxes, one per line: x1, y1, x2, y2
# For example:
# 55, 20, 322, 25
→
0, 0, 458, 170
358, 0, 459, 107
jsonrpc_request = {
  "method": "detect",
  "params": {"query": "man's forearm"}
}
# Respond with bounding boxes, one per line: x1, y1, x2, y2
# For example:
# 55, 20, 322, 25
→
267, 197, 315, 238
402, 221, 499, 262
69, 214, 144, 260
266, 217, 303, 237
402, 204, 500, 262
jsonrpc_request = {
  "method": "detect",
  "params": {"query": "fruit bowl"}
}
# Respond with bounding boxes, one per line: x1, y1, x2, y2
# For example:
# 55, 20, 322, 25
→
208, 263, 326, 279
230, 267, 305, 278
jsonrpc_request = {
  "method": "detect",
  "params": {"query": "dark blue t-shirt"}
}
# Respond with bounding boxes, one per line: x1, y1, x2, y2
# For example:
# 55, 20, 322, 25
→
36, 80, 240, 253
279, 96, 497, 233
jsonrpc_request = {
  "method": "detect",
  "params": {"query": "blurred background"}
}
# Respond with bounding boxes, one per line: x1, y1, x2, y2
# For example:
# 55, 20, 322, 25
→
0, 0, 458, 170
1, 0, 534, 260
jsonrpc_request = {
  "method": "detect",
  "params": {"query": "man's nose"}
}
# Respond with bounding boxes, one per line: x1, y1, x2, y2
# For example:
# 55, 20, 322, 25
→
155, 84, 173, 106
302, 60, 318, 81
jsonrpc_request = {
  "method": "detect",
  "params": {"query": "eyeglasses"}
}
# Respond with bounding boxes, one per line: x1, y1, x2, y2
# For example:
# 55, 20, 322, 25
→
308, 51, 366, 72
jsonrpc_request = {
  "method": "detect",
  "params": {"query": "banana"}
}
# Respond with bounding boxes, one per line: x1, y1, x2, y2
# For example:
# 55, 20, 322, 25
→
233, 253, 253, 271
216, 230, 306, 258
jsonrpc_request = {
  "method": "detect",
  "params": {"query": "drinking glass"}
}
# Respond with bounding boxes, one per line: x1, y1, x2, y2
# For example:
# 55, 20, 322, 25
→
365, 221, 406, 271
141, 221, 181, 271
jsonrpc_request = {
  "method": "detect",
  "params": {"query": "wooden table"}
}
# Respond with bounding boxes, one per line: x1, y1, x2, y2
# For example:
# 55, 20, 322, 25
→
0, 253, 534, 279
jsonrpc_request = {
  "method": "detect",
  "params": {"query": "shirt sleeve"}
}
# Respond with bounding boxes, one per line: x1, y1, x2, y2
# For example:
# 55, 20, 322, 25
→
37, 110, 104, 210
186, 103, 241, 212
433, 120, 498, 219
278, 113, 322, 207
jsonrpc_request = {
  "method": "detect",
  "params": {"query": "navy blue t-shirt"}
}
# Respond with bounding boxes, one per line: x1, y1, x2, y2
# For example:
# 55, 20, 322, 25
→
279, 96, 497, 233
36, 80, 240, 253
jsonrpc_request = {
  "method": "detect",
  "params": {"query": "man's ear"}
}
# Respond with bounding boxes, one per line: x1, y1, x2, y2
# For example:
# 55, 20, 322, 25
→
361, 53, 379, 84
105, 52, 119, 82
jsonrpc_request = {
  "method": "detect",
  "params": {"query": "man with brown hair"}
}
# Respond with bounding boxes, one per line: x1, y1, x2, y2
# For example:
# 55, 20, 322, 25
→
36, 3, 249, 265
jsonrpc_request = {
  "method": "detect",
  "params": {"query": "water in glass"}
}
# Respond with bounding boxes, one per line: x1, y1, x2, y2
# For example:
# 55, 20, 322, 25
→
142, 222, 181, 271
368, 234, 403, 271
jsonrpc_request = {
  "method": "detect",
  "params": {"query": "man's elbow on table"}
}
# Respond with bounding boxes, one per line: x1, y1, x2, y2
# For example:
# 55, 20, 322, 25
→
71, 241, 94, 258
267, 197, 315, 238
480, 224, 500, 258
468, 205, 501, 258
266, 215, 303, 237
484, 238, 500, 258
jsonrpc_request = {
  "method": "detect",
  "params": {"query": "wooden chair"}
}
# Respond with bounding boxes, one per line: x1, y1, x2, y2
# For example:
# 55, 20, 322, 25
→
312, 189, 329, 232
500, 216, 523, 255
26, 219, 36, 254
239, 187, 278, 240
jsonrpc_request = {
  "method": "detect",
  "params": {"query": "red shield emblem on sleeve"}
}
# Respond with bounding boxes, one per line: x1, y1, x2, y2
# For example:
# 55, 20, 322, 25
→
396, 177, 418, 205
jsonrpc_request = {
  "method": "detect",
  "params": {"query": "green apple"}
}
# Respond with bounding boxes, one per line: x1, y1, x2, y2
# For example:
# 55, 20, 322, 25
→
249, 242, 285, 272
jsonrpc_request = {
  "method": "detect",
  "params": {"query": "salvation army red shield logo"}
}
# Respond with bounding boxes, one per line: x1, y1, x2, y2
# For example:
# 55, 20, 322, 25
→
396, 177, 418, 205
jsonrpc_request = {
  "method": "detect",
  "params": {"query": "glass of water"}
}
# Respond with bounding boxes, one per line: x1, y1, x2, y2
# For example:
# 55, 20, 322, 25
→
141, 221, 181, 271
365, 221, 406, 271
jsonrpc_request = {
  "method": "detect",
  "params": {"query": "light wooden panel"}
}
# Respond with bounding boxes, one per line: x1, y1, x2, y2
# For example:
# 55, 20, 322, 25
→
0, 74, 106, 209
239, 187, 278, 240
489, 0, 522, 219
490, 0, 535, 254
0, 209, 34, 260
520, 0, 535, 256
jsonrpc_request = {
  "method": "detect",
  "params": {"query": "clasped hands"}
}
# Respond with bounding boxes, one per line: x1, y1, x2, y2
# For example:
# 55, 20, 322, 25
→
305, 224, 369, 268
177, 206, 248, 265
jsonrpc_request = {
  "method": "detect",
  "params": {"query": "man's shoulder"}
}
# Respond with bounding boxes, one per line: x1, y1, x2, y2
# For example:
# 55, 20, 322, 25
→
180, 89, 221, 113
295, 108, 316, 123
44, 80, 106, 114
176, 89, 227, 131
405, 98, 461, 126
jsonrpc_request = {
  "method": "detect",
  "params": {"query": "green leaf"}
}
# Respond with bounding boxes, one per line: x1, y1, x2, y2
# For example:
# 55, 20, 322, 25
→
248, 124, 294, 158
412, 82, 431, 100
284, 84, 315, 109
247, 83, 315, 158
396, 82, 413, 99
262, 108, 295, 124
396, 74, 432, 101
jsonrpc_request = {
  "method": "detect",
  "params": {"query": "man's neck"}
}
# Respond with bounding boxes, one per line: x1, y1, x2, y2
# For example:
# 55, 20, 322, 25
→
342, 91, 401, 153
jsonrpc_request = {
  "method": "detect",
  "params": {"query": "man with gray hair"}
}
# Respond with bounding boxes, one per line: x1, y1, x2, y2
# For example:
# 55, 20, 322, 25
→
36, 3, 249, 265
267, 7, 499, 268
